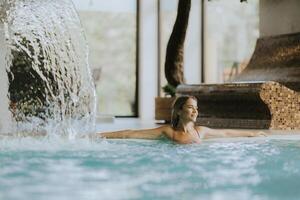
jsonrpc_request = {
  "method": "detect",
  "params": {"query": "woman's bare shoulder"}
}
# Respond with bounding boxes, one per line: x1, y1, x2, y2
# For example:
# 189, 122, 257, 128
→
195, 125, 211, 133
157, 124, 173, 132
155, 125, 174, 137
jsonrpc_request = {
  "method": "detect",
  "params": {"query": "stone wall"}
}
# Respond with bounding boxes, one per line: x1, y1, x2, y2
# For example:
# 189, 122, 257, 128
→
260, 82, 300, 130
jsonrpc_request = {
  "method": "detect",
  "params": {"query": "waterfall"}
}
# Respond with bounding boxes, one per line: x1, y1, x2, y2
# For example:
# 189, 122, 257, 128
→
0, 0, 96, 137
0, 23, 12, 134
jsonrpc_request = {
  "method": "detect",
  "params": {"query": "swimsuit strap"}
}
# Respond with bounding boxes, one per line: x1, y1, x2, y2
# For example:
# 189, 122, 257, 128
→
173, 127, 201, 141
172, 132, 175, 141
194, 127, 201, 139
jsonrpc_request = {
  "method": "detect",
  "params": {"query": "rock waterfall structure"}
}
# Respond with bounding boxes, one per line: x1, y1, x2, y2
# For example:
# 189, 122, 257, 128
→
0, 0, 96, 136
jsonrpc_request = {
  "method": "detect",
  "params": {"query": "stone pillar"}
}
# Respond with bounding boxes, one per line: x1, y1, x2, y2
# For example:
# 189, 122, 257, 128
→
260, 0, 300, 37
139, 0, 158, 120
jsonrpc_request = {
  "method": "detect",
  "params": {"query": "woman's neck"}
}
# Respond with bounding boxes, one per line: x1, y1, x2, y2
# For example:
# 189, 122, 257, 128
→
176, 121, 195, 133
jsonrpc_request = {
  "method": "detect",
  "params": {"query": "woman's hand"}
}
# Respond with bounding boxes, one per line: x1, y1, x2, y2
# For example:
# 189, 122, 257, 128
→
249, 131, 267, 137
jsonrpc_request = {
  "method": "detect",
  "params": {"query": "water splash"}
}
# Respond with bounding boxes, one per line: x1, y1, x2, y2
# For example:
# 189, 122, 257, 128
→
0, 0, 96, 137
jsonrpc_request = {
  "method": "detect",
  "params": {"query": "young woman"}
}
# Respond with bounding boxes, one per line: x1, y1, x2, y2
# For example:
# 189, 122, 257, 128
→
94, 96, 266, 144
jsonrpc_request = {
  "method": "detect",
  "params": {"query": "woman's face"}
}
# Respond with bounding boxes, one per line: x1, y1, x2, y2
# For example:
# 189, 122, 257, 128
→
179, 98, 198, 122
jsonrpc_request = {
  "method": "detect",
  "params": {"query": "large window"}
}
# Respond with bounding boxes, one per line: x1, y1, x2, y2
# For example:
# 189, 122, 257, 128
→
204, 0, 259, 83
72, 0, 137, 116
158, 0, 177, 96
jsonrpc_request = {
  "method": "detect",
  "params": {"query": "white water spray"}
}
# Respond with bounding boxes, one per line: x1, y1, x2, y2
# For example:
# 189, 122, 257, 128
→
0, 23, 12, 134
0, 0, 96, 137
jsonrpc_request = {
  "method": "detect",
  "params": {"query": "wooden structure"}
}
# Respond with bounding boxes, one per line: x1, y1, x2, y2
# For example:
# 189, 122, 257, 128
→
155, 97, 176, 121
177, 32, 300, 129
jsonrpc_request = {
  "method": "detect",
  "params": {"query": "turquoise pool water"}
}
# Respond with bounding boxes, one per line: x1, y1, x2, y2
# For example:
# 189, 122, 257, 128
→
1, 137, 300, 200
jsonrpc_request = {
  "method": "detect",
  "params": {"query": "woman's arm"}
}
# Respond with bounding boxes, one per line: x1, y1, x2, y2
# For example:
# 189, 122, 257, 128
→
201, 127, 266, 139
93, 125, 171, 140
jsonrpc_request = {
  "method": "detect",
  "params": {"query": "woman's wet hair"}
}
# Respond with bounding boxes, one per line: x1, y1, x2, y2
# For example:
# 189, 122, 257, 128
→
171, 96, 198, 128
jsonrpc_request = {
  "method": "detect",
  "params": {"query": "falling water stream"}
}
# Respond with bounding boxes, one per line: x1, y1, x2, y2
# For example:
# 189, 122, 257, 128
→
0, 0, 96, 137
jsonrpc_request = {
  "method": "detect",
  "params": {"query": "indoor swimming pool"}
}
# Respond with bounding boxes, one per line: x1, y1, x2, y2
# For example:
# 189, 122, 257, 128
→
1, 1, 300, 199
1, 133, 300, 200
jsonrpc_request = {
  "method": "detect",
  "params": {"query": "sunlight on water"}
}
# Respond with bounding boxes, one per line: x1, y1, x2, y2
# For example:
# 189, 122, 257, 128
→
0, 0, 96, 136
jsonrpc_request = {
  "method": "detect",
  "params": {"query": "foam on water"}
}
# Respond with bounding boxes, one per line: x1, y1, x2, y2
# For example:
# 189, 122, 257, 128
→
1, 136, 300, 200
